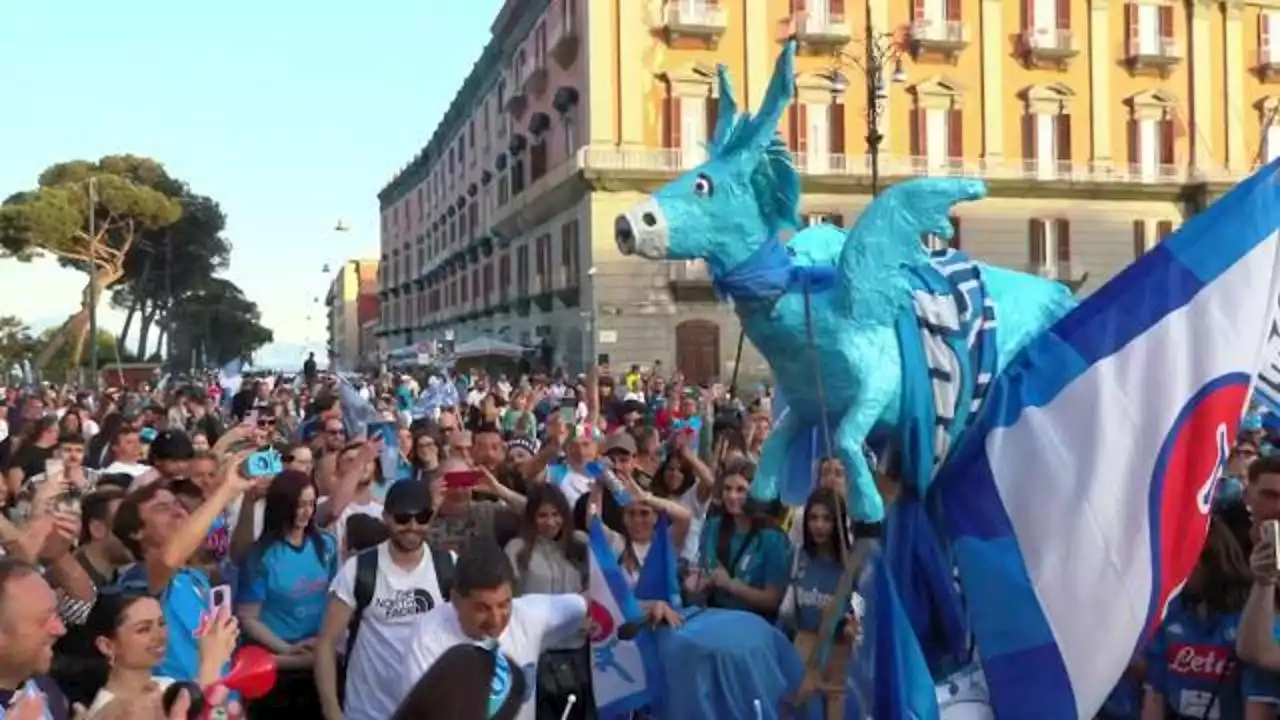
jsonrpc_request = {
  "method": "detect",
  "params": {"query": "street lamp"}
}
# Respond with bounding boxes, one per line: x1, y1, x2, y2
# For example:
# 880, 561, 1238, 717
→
824, 9, 907, 197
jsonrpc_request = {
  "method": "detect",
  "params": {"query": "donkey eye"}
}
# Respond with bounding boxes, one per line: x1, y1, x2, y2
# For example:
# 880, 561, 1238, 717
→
693, 174, 714, 197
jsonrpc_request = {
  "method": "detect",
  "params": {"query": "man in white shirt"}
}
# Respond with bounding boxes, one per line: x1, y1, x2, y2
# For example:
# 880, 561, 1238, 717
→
100, 426, 149, 478
401, 541, 587, 720
314, 481, 454, 720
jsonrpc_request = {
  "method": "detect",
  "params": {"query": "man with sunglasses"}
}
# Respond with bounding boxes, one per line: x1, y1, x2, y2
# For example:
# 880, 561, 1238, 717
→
315, 480, 454, 720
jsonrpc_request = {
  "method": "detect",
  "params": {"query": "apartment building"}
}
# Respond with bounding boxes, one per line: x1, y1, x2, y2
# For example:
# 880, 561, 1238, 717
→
326, 259, 380, 372
376, 0, 1274, 383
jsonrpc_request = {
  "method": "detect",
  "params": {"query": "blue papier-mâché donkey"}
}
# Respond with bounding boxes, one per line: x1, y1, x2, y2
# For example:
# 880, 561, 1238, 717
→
615, 39, 1077, 528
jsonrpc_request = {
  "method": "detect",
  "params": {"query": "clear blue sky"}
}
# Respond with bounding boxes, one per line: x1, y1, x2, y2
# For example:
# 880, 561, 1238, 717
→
0, 0, 504, 369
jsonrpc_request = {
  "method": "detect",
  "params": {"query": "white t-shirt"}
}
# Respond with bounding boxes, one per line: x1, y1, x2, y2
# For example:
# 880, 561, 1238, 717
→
102, 460, 150, 478
86, 677, 176, 717
334, 500, 383, 555
401, 594, 588, 720
553, 466, 593, 509
330, 542, 447, 720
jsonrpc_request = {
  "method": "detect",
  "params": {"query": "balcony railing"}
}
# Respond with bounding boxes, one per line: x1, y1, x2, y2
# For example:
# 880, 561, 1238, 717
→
909, 19, 969, 53
1261, 46, 1280, 78
1023, 27, 1078, 61
664, 1, 727, 39
1026, 262, 1080, 282
667, 260, 712, 285
548, 12, 579, 66
795, 11, 851, 45
1126, 36, 1182, 67
576, 145, 1243, 186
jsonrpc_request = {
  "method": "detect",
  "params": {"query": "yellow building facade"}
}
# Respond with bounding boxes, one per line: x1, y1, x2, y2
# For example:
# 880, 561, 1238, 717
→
377, 0, 1274, 381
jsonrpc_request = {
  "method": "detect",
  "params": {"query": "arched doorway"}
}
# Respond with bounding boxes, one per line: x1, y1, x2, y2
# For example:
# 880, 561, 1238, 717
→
675, 319, 720, 386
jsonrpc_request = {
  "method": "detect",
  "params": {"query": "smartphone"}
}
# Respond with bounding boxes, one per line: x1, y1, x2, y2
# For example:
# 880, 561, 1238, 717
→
52, 486, 82, 515
243, 409, 259, 427
443, 469, 483, 489
559, 406, 576, 424
1265, 520, 1280, 574
139, 427, 158, 444
44, 457, 65, 480
209, 584, 232, 619
242, 449, 283, 478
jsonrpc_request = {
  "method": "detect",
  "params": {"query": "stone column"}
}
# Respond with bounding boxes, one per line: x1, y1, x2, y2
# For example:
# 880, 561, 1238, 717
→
1089, 0, 1113, 163
980, 0, 1004, 161
1225, 0, 1247, 171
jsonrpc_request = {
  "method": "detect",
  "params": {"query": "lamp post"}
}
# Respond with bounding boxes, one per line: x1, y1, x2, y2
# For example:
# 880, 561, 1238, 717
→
87, 177, 99, 387
827, 9, 907, 197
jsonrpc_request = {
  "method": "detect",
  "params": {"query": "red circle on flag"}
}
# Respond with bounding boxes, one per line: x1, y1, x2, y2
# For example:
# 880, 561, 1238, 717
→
1146, 373, 1249, 638
587, 599, 616, 643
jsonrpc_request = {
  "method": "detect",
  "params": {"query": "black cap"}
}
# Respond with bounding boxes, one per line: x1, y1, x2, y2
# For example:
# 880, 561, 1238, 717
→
149, 430, 195, 462
384, 480, 432, 515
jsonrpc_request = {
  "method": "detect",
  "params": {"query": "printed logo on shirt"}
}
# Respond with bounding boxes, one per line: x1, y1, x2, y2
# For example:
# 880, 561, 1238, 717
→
1167, 643, 1236, 681
373, 588, 436, 619
795, 586, 833, 611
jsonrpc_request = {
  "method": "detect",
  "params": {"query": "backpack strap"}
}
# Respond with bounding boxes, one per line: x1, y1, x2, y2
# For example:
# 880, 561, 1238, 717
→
344, 547, 380, 659
430, 544, 455, 603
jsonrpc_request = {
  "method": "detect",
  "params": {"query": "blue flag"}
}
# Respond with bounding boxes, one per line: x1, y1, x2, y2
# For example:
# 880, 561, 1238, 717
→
337, 375, 380, 439
587, 516, 660, 717
633, 514, 680, 609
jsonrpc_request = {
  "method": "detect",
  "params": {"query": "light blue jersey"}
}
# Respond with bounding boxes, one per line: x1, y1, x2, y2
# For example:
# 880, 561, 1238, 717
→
237, 532, 339, 643
115, 565, 212, 682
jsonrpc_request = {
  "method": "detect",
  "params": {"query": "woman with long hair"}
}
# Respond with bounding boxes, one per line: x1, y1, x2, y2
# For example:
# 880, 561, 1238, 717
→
236, 469, 338, 716
505, 484, 585, 595
82, 592, 238, 717
1140, 517, 1264, 719
393, 644, 526, 720
693, 458, 791, 620
651, 430, 716, 565
410, 426, 442, 482
505, 484, 592, 719
780, 487, 859, 720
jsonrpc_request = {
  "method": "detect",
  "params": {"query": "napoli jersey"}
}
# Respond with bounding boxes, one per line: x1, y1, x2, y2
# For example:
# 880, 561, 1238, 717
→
237, 532, 339, 643
699, 515, 791, 616
790, 550, 843, 634
1143, 598, 1243, 719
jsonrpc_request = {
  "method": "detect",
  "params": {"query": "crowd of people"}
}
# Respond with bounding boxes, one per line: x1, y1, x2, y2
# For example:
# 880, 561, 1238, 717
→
0, 359, 1279, 719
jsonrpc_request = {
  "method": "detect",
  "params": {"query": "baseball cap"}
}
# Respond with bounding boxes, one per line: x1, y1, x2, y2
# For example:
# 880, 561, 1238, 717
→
602, 431, 637, 456
385, 480, 432, 516
149, 430, 195, 462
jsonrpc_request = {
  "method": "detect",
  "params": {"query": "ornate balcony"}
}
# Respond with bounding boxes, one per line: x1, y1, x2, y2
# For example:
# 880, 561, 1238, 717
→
548, 13, 579, 67
1022, 28, 1079, 68
663, 1, 727, 46
1261, 46, 1280, 80
908, 19, 969, 59
794, 11, 851, 47
523, 56, 549, 97
1126, 37, 1182, 73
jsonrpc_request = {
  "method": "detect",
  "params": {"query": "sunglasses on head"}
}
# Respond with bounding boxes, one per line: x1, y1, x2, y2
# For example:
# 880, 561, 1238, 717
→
392, 510, 432, 525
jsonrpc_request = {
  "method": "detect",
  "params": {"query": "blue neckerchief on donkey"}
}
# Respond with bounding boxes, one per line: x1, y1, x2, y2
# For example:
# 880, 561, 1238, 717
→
711, 235, 838, 307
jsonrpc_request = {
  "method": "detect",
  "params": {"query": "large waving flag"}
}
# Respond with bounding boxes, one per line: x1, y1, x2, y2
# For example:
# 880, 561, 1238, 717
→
938, 161, 1280, 718
217, 359, 242, 413
853, 552, 940, 720
587, 516, 659, 718
337, 375, 380, 438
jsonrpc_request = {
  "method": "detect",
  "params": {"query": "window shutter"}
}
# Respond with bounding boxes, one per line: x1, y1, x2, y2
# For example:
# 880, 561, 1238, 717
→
1132, 220, 1146, 258
1057, 0, 1070, 31
706, 95, 719, 144
793, 0, 806, 13
797, 104, 809, 154
947, 0, 961, 22
916, 107, 929, 156
1022, 113, 1037, 159
831, 213, 845, 227
1159, 118, 1175, 165
831, 0, 844, 14
950, 216, 962, 250
1055, 219, 1071, 262
1125, 3, 1137, 55
1158, 5, 1173, 37
1056, 113, 1071, 162
663, 94, 679, 148
831, 102, 846, 154
1024, 0, 1035, 30
1028, 220, 1044, 265
1263, 14, 1272, 56
1156, 219, 1174, 240
914, 0, 926, 21
948, 108, 963, 159
1128, 118, 1139, 166
910, 107, 922, 155
789, 104, 800, 150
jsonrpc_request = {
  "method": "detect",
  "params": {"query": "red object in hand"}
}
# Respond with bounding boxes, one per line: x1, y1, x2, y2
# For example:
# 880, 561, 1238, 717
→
221, 645, 277, 700
443, 469, 482, 489
682, 426, 695, 436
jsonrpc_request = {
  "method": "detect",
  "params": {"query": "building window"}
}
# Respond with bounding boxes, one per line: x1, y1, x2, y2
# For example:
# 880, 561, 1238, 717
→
516, 245, 530, 295
468, 203, 480, 236
459, 207, 469, 241
911, 105, 963, 168
499, 252, 512, 299
535, 21, 547, 61
1127, 112, 1175, 179
663, 90, 710, 169
789, 101, 846, 172
530, 139, 548, 182
560, 219, 579, 285
483, 262, 494, 297
511, 158, 526, 195
498, 175, 510, 206
1028, 218, 1072, 277
1125, 1, 1174, 58
469, 120, 476, 150
1022, 111, 1071, 179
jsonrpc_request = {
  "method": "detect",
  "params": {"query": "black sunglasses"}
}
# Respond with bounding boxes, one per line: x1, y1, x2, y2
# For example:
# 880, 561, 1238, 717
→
392, 510, 432, 525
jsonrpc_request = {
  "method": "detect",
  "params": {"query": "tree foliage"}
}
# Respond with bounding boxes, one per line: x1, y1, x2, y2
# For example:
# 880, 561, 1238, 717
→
168, 278, 274, 367
0, 155, 183, 368
0, 316, 135, 383
0, 315, 37, 375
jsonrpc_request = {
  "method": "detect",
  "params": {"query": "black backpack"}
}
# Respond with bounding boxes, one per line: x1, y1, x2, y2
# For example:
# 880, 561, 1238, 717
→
345, 543, 454, 659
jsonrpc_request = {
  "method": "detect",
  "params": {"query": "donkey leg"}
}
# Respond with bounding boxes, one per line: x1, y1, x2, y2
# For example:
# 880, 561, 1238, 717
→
749, 406, 800, 503
833, 398, 890, 526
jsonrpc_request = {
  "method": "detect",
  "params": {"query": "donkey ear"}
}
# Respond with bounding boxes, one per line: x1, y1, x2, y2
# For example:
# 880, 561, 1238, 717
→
710, 64, 739, 151
746, 39, 797, 150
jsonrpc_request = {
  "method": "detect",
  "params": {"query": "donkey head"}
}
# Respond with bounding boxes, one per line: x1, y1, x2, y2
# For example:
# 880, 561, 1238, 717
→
615, 41, 801, 276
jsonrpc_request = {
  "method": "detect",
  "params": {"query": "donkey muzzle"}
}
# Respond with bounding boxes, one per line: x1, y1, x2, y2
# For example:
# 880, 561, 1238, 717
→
614, 199, 669, 260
